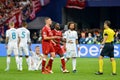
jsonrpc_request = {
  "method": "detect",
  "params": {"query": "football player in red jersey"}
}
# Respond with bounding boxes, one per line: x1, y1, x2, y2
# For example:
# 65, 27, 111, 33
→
41, 17, 60, 74
51, 23, 69, 73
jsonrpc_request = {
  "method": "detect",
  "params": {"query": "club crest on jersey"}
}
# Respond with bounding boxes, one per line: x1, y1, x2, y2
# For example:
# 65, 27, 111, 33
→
43, 32, 46, 35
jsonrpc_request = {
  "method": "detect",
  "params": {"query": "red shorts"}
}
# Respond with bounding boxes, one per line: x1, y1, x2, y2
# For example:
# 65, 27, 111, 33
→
42, 42, 55, 55
54, 44, 64, 55
61, 45, 66, 53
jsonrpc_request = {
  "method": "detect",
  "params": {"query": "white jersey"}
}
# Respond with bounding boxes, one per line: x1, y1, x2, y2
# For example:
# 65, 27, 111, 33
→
30, 51, 43, 70
17, 27, 31, 46
64, 30, 78, 48
6, 28, 19, 55
17, 27, 31, 56
30, 51, 43, 62
6, 28, 18, 44
63, 30, 78, 57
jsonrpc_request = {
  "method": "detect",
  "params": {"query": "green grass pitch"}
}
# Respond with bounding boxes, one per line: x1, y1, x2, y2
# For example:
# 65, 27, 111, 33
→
0, 57, 119, 80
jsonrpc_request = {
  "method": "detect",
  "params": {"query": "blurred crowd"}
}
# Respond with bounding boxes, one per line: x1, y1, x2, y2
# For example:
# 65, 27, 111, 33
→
0, 0, 32, 25
31, 30, 42, 44
29, 28, 120, 44
78, 28, 120, 44
0, 33, 5, 43
0, 0, 32, 43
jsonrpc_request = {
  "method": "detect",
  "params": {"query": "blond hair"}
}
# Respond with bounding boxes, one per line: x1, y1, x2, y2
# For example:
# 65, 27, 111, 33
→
9, 22, 14, 27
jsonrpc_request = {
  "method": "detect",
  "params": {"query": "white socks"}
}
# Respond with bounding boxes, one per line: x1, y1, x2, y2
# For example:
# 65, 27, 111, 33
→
26, 58, 29, 66
19, 57, 23, 71
6, 57, 10, 69
6, 56, 19, 71
19, 57, 32, 71
64, 57, 76, 70
72, 58, 76, 70
15, 56, 19, 70
26, 57, 32, 70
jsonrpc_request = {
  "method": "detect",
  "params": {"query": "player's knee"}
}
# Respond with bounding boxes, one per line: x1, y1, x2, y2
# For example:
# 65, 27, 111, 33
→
72, 57, 76, 59
7, 55, 11, 57
51, 52, 55, 58
99, 56, 103, 60
25, 55, 29, 58
67, 58, 70, 60
19, 55, 23, 57
14, 54, 18, 56
110, 58, 115, 62
52, 55, 55, 58
60, 56, 65, 59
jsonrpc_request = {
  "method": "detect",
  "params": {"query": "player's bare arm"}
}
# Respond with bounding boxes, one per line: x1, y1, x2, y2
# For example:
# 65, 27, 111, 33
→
18, 37, 20, 48
51, 40, 57, 46
101, 35, 108, 48
43, 35, 61, 40
52, 39, 58, 44
52, 38, 63, 45
5, 37, 9, 49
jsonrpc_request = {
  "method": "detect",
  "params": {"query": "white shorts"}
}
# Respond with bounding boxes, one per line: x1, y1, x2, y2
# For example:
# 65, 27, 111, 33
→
19, 44, 29, 56
66, 44, 77, 58
7, 43, 18, 56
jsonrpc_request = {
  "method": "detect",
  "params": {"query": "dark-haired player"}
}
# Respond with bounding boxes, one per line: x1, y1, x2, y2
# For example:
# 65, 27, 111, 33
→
51, 23, 69, 73
63, 21, 79, 73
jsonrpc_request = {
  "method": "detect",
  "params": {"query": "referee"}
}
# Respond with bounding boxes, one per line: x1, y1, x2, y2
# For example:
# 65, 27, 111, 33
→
95, 20, 116, 75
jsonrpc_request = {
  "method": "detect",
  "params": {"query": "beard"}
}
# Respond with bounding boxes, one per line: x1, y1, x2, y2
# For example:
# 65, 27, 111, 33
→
70, 28, 74, 30
56, 27, 60, 30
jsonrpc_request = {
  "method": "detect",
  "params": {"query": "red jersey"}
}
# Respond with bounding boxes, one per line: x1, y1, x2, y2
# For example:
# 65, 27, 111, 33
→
52, 29, 62, 44
42, 26, 53, 43
41, 26, 55, 54
52, 29, 64, 54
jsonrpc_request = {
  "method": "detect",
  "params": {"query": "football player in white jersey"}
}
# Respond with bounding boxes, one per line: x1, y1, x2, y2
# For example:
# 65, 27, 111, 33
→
63, 21, 79, 73
29, 46, 43, 71
5, 22, 20, 71
17, 22, 31, 71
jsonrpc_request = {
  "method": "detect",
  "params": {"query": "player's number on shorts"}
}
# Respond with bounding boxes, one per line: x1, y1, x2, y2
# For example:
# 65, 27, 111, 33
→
22, 31, 25, 38
12, 32, 16, 39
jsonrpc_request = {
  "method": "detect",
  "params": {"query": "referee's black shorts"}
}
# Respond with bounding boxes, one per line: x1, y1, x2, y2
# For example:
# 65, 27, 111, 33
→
100, 43, 114, 58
